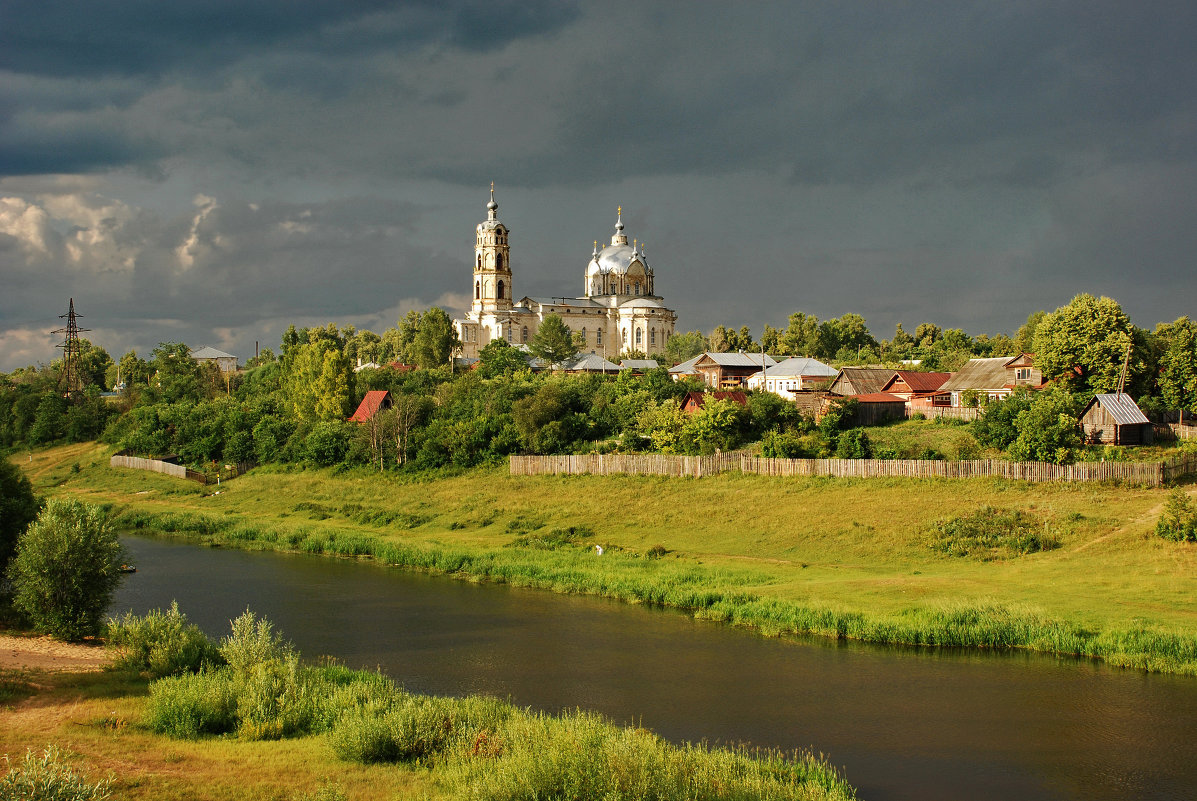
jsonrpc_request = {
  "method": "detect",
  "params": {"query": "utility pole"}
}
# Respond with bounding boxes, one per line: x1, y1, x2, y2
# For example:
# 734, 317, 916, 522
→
51, 298, 89, 399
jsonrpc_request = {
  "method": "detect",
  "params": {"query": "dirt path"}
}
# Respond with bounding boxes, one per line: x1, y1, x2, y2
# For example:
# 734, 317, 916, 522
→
0, 634, 108, 673
1070, 484, 1197, 554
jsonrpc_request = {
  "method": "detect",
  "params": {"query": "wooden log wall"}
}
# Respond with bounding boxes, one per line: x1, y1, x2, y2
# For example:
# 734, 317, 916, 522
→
511, 453, 1190, 486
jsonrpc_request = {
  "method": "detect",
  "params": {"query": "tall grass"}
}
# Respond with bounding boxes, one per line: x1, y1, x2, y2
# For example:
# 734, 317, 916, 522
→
106, 601, 225, 677
0, 747, 113, 801
114, 506, 1197, 675
140, 609, 857, 800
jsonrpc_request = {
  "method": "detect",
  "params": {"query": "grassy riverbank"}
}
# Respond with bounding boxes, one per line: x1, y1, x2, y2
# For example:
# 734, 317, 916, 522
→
0, 633, 854, 801
16, 442, 1197, 675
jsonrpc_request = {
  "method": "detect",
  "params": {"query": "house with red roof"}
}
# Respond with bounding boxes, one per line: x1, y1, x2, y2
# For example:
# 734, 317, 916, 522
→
349, 390, 392, 422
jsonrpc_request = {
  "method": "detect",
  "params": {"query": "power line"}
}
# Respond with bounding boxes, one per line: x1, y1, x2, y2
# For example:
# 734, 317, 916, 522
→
50, 298, 90, 398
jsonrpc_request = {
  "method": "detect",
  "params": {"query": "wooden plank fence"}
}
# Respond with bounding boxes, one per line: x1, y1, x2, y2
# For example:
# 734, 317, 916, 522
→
110, 454, 208, 484
512, 452, 1196, 486
911, 406, 981, 422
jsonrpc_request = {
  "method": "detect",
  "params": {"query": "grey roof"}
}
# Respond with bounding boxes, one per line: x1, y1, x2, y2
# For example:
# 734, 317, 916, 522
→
1090, 393, 1150, 425
765, 357, 837, 378
524, 296, 605, 309
668, 355, 703, 374
620, 359, 659, 369
829, 367, 896, 395
937, 357, 1015, 392
565, 353, 623, 372
700, 352, 778, 368
190, 346, 235, 360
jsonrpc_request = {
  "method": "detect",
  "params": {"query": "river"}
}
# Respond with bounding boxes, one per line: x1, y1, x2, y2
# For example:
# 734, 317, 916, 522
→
113, 534, 1197, 801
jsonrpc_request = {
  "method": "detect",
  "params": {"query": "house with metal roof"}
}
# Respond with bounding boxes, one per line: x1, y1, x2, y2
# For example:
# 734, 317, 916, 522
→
190, 346, 237, 373
562, 353, 624, 374
1081, 393, 1153, 445
880, 371, 952, 408
667, 354, 703, 380
826, 367, 897, 397
691, 352, 777, 389
349, 390, 392, 422
619, 359, 659, 372
745, 357, 837, 399
934, 354, 1043, 406
681, 391, 749, 414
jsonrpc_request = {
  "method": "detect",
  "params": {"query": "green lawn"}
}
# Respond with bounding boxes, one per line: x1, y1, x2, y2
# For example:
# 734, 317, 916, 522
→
16, 442, 1197, 672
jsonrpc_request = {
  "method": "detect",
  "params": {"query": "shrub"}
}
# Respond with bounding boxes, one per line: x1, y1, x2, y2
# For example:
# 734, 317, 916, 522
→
145, 672, 238, 738
0, 746, 113, 801
220, 609, 294, 673
1155, 488, 1197, 542
7, 499, 127, 639
930, 507, 1060, 560
507, 525, 594, 550
106, 601, 225, 677
834, 428, 873, 459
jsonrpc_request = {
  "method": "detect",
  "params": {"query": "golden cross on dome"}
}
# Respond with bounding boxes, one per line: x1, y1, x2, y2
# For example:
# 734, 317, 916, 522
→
617, 205, 621, 216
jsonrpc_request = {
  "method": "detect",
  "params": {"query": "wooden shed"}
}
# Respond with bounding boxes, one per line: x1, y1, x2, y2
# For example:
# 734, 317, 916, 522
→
819, 392, 906, 426
1081, 393, 1153, 445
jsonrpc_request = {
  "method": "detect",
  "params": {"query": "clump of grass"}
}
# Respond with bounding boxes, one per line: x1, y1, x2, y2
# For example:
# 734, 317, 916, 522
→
646, 544, 668, 559
0, 747, 113, 801
504, 516, 545, 535
0, 673, 35, 705
106, 601, 225, 678
507, 525, 594, 550
929, 507, 1059, 559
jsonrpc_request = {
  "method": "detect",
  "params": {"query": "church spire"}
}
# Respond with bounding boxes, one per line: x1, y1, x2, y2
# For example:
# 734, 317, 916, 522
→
487, 181, 498, 220
611, 205, 628, 245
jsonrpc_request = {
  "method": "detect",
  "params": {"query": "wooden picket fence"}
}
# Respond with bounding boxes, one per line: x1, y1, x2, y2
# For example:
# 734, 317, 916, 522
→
110, 454, 208, 484
511, 452, 1196, 486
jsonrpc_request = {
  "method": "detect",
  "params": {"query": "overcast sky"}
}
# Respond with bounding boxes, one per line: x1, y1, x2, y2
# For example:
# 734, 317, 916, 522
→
2, 1, 1195, 370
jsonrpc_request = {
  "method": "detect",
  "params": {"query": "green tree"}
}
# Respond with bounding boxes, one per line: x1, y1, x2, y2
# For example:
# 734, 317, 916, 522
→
478, 339, 530, 378
1013, 310, 1046, 354
7, 498, 127, 640
28, 394, 67, 445
529, 314, 579, 370
780, 312, 820, 356
1007, 387, 1083, 464
148, 342, 206, 404
972, 387, 1033, 450
107, 349, 151, 390
890, 323, 915, 355
663, 330, 706, 364
0, 459, 41, 575
1156, 317, 1197, 424
760, 325, 782, 356
1031, 294, 1146, 394
411, 307, 461, 369
285, 341, 354, 421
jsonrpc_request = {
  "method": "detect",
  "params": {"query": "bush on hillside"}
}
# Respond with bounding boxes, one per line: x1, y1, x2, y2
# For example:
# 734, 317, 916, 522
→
1156, 488, 1197, 542
7, 498, 126, 639
106, 601, 225, 677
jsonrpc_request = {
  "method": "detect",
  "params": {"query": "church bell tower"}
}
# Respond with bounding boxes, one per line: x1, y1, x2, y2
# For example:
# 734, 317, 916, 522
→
472, 183, 513, 314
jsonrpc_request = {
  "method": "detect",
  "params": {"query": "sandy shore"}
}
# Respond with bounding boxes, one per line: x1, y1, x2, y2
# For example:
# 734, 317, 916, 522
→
0, 633, 108, 673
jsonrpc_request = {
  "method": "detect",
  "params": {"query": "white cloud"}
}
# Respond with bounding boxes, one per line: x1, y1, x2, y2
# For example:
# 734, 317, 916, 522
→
176, 194, 219, 270
0, 196, 51, 254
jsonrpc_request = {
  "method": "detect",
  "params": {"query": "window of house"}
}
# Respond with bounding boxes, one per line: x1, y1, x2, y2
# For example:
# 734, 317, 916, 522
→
1016, 368, 1032, 381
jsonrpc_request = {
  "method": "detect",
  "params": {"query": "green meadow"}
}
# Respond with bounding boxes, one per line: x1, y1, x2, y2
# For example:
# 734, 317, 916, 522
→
18, 442, 1197, 674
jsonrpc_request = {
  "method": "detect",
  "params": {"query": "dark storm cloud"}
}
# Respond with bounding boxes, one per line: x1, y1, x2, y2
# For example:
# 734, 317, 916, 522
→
0, 0, 580, 77
2, 1, 1195, 368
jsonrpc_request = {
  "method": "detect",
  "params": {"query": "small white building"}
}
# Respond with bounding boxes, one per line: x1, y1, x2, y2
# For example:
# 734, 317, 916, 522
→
190, 346, 237, 373
746, 357, 837, 399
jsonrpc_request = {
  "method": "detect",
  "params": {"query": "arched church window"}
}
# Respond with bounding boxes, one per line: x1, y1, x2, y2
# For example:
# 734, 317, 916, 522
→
496, 253, 504, 270
622, 328, 628, 344
596, 329, 602, 345
497, 280, 505, 299
506, 326, 512, 342
634, 282, 640, 295
650, 328, 656, 345
636, 328, 642, 345
522, 326, 528, 343
581, 327, 587, 341
475, 281, 480, 300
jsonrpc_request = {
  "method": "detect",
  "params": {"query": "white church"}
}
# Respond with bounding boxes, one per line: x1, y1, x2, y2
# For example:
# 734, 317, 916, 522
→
455, 187, 678, 360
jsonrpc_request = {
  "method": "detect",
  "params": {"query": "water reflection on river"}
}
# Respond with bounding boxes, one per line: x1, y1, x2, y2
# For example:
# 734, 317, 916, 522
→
114, 535, 1197, 801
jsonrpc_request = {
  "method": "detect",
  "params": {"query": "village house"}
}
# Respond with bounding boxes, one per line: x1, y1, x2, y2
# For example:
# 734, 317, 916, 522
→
934, 354, 1043, 406
1081, 393, 1154, 445
681, 391, 749, 414
879, 371, 952, 409
190, 346, 237, 374
745, 357, 837, 399
349, 390, 392, 422
819, 392, 907, 426
667, 354, 703, 381
826, 367, 896, 397
691, 352, 777, 389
